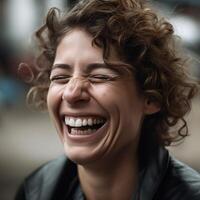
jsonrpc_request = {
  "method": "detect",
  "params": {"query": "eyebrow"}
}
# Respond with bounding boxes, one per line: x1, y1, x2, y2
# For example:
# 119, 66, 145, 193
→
87, 62, 133, 75
52, 64, 72, 71
86, 63, 116, 73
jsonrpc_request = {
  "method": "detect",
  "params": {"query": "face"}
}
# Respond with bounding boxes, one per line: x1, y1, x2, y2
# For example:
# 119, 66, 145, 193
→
47, 29, 156, 165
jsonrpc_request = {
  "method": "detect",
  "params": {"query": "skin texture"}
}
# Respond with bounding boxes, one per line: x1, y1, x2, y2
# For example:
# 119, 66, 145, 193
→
47, 28, 159, 200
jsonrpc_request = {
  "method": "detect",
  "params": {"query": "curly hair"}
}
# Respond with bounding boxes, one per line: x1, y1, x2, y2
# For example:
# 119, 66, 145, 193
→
27, 0, 199, 146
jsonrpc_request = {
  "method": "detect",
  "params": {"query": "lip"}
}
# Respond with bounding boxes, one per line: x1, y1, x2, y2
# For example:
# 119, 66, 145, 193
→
61, 112, 107, 118
63, 119, 109, 144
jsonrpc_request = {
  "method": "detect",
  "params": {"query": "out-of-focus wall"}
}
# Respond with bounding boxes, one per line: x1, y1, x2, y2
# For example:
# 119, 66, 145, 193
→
0, 1, 67, 199
0, 0, 199, 200
154, 0, 200, 77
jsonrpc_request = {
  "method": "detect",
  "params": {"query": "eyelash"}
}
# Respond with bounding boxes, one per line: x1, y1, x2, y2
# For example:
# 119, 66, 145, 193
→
89, 74, 115, 82
50, 75, 71, 83
50, 74, 118, 84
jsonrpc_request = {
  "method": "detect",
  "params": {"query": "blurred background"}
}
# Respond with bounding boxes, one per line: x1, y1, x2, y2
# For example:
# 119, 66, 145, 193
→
0, 0, 199, 199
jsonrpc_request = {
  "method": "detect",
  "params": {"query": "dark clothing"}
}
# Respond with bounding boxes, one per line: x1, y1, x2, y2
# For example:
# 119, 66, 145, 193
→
15, 145, 200, 200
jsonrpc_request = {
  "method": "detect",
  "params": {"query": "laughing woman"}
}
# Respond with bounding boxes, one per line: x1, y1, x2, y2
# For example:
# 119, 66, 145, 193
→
15, 0, 200, 200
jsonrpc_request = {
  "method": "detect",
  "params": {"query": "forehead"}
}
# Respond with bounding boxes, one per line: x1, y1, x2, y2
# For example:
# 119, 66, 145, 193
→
54, 29, 103, 64
53, 28, 134, 76
55, 28, 121, 63
58, 29, 94, 49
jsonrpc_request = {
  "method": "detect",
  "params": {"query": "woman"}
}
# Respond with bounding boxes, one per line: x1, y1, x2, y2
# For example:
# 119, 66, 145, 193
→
16, 0, 200, 199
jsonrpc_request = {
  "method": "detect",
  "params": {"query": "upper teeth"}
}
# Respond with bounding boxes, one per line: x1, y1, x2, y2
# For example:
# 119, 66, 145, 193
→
65, 117, 104, 127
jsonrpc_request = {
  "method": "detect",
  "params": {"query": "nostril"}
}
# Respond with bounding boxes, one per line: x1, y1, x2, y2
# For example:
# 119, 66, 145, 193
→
61, 77, 91, 104
62, 90, 90, 104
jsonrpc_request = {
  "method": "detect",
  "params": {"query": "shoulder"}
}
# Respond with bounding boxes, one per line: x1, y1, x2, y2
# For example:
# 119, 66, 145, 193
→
158, 155, 200, 200
15, 155, 76, 200
26, 155, 68, 184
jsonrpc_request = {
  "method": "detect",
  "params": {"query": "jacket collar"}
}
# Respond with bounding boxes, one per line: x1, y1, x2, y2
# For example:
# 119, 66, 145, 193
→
25, 138, 169, 200
134, 129, 170, 200
135, 146, 169, 200
25, 156, 75, 200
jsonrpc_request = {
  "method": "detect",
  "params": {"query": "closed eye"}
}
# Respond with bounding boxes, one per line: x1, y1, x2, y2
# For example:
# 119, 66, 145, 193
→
50, 75, 71, 83
88, 74, 118, 83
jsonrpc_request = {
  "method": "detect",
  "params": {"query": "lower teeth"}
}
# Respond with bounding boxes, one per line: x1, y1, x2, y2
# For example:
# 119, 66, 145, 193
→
70, 128, 97, 135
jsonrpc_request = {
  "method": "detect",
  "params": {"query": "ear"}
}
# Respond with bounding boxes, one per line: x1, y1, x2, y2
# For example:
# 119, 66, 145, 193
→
144, 98, 161, 115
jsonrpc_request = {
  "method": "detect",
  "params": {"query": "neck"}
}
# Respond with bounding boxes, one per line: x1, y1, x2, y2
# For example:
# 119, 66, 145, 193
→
78, 147, 139, 200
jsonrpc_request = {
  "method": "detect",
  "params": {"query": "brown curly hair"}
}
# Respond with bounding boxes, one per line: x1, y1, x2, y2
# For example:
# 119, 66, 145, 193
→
27, 0, 199, 146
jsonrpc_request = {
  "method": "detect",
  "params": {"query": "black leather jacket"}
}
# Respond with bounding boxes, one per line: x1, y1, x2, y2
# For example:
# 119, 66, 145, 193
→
15, 145, 200, 200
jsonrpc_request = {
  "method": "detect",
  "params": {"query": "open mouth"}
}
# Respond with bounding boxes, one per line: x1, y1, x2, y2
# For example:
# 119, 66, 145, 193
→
64, 116, 106, 135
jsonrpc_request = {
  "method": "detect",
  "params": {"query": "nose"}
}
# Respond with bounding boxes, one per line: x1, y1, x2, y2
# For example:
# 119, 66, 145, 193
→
62, 77, 90, 105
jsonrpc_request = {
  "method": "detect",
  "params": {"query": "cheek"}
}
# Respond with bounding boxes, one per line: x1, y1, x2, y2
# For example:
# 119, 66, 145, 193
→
47, 87, 54, 112
90, 86, 117, 116
47, 85, 65, 136
47, 85, 62, 115
97, 84, 144, 126
90, 83, 119, 103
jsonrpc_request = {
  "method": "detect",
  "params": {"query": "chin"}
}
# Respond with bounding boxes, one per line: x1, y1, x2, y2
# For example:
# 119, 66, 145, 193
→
63, 143, 102, 165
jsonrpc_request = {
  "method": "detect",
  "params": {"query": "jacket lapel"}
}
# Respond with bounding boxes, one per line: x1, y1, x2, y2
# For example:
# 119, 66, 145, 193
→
25, 155, 70, 200
135, 146, 169, 200
131, 123, 171, 200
